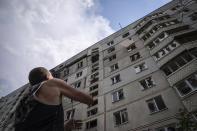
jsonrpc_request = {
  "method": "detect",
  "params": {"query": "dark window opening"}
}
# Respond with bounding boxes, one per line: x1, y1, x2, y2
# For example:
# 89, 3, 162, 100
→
90, 77, 99, 84
87, 108, 98, 117
109, 54, 116, 61
108, 46, 115, 53
91, 54, 99, 63
175, 31, 197, 44
90, 84, 98, 91
122, 32, 130, 38
90, 91, 98, 97
166, 25, 189, 35
107, 41, 114, 46
86, 119, 97, 129
88, 99, 98, 108
130, 52, 141, 61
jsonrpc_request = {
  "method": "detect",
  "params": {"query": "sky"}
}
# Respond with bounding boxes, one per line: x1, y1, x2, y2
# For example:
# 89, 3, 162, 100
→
0, 0, 171, 97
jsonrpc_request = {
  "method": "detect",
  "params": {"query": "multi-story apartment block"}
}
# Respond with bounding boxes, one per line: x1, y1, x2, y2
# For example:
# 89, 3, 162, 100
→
0, 0, 197, 130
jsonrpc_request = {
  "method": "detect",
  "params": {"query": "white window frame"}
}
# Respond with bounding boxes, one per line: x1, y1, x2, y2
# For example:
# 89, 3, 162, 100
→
139, 77, 155, 90
112, 89, 124, 102
76, 71, 82, 78
146, 95, 167, 113
113, 109, 128, 126
65, 109, 75, 121
175, 74, 197, 97
134, 63, 148, 73
110, 63, 119, 72
111, 74, 121, 84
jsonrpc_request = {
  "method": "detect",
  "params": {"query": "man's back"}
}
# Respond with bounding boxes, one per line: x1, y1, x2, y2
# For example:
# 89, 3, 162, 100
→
15, 83, 64, 131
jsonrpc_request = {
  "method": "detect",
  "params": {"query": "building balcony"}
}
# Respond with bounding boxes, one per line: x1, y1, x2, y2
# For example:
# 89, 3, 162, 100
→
144, 23, 186, 46
166, 58, 197, 86
149, 29, 196, 55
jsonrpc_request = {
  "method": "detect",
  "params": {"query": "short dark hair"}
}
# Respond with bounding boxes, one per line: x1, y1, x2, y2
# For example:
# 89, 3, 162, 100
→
28, 67, 49, 86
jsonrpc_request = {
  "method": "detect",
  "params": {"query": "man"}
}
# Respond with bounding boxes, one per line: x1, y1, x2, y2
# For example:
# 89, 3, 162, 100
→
15, 67, 93, 131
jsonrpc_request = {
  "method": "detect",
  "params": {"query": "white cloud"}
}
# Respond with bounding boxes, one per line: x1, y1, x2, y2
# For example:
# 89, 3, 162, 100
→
0, 0, 114, 97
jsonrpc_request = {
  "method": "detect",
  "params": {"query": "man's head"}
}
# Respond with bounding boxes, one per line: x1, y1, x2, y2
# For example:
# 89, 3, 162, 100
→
28, 67, 53, 86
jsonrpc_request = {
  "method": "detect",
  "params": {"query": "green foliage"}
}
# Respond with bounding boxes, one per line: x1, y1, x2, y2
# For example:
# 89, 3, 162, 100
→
176, 109, 197, 131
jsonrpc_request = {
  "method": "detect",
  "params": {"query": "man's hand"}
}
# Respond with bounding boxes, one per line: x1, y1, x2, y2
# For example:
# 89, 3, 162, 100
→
64, 119, 83, 131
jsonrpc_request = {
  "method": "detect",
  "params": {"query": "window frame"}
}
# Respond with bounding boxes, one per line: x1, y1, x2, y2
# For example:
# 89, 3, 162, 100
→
112, 89, 124, 102
113, 109, 129, 126
139, 77, 156, 90
111, 74, 121, 85
110, 63, 119, 72
134, 63, 148, 73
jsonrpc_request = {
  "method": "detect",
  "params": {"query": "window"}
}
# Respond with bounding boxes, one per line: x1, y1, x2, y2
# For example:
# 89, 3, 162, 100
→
110, 63, 119, 72
113, 109, 128, 126
155, 123, 176, 131
88, 99, 98, 108
64, 69, 69, 76
108, 46, 115, 53
161, 51, 195, 76
122, 32, 130, 38
111, 74, 121, 84
189, 12, 197, 21
193, 110, 197, 120
90, 91, 98, 97
90, 84, 98, 91
91, 54, 99, 63
90, 77, 99, 84
112, 89, 124, 102
92, 63, 99, 73
107, 41, 114, 46
87, 108, 98, 117
127, 43, 136, 52
134, 63, 148, 73
109, 54, 116, 61
65, 109, 75, 120
86, 119, 97, 129
146, 95, 167, 113
91, 72, 99, 79
76, 71, 82, 78
175, 73, 197, 97
153, 41, 180, 61
130, 52, 141, 62
77, 61, 83, 69
74, 81, 81, 88
139, 77, 155, 90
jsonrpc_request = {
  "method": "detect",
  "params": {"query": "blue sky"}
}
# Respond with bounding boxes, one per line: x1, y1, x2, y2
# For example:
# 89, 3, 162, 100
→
99, 0, 171, 30
0, 0, 171, 97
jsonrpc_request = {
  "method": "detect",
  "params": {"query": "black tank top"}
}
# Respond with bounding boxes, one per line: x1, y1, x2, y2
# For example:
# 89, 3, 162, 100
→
15, 83, 64, 131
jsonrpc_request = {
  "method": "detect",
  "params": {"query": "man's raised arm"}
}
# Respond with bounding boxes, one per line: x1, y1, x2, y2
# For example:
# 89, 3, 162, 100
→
48, 78, 93, 105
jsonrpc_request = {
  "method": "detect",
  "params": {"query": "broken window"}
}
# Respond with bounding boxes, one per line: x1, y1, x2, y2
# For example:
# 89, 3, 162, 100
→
153, 41, 180, 61
77, 61, 83, 69
130, 52, 141, 62
76, 71, 82, 78
64, 69, 69, 76
90, 91, 98, 97
139, 77, 155, 90
112, 89, 124, 102
189, 12, 197, 21
90, 84, 98, 91
122, 32, 130, 38
111, 74, 121, 84
155, 123, 176, 131
87, 108, 98, 117
146, 95, 166, 113
65, 109, 75, 121
161, 51, 194, 76
110, 63, 119, 72
175, 73, 197, 97
108, 46, 115, 53
134, 63, 148, 73
90, 77, 99, 84
175, 31, 197, 44
92, 63, 99, 73
88, 99, 98, 108
113, 109, 128, 126
86, 119, 97, 129
127, 43, 136, 52
109, 54, 116, 61
91, 54, 99, 63
107, 41, 114, 46
74, 81, 81, 88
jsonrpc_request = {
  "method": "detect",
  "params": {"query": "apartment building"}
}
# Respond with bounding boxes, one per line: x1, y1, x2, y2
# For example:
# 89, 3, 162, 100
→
0, 0, 197, 130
